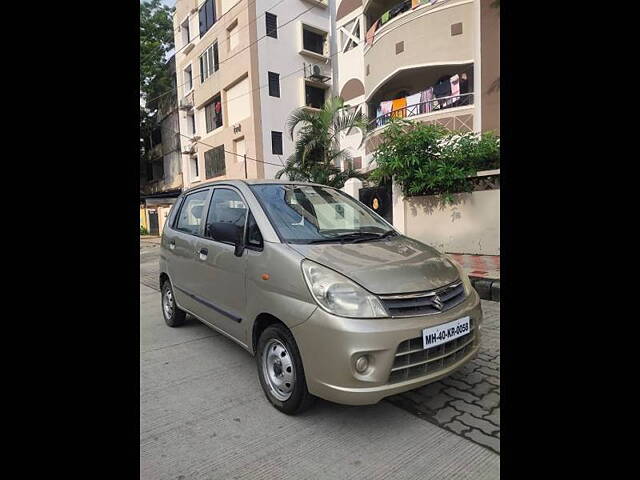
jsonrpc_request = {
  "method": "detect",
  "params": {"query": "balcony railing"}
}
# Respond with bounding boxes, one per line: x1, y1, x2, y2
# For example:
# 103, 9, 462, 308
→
369, 92, 473, 129
366, 0, 442, 45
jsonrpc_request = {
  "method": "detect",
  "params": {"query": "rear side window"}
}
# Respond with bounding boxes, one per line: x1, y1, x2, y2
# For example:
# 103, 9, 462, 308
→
175, 190, 209, 235
204, 188, 248, 243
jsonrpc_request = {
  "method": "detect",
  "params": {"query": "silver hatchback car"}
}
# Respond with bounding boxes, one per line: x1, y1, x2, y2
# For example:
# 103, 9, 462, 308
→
160, 180, 482, 414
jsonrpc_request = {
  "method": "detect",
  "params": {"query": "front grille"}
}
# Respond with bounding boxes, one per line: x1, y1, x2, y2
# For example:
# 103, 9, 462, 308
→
388, 319, 476, 384
379, 281, 466, 317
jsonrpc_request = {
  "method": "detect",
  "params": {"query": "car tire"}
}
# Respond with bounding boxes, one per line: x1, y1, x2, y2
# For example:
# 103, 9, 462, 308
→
257, 324, 315, 415
161, 280, 186, 327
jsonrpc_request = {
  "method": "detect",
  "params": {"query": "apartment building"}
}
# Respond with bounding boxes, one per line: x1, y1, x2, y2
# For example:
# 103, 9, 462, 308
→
333, 0, 500, 172
140, 55, 184, 236
173, 0, 334, 187
172, 0, 498, 185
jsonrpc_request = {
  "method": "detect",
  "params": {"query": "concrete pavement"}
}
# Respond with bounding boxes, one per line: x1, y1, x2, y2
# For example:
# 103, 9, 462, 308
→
140, 282, 500, 479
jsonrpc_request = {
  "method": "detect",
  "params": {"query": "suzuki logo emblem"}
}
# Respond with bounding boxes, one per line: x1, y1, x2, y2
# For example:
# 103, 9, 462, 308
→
432, 295, 444, 310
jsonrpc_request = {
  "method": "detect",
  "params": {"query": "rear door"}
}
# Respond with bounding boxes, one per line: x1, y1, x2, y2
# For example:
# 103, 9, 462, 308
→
167, 188, 212, 313
192, 186, 248, 342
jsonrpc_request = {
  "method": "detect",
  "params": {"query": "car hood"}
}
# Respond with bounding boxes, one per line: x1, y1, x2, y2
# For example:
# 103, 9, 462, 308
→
287, 235, 459, 295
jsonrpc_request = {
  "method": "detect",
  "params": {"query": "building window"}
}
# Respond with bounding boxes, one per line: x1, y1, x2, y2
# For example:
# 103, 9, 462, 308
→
345, 157, 362, 170
199, 42, 219, 83
198, 0, 216, 38
302, 26, 326, 55
204, 94, 223, 132
181, 18, 191, 46
268, 72, 280, 97
190, 155, 199, 179
271, 131, 283, 155
305, 84, 326, 109
184, 65, 193, 92
266, 12, 277, 38
204, 146, 226, 178
226, 76, 251, 125
227, 20, 239, 51
187, 111, 196, 135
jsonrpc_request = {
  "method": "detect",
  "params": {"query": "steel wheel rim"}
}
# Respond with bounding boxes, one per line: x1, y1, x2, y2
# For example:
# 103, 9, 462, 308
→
262, 339, 295, 401
163, 287, 174, 320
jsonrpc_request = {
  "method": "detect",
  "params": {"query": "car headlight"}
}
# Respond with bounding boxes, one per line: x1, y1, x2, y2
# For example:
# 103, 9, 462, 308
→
301, 260, 388, 318
445, 255, 473, 295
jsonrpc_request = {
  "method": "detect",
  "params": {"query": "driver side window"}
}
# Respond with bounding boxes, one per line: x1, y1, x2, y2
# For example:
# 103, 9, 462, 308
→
204, 188, 247, 244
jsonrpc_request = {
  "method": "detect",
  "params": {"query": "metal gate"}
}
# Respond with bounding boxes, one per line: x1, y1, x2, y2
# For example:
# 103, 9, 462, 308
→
359, 182, 393, 224
148, 209, 159, 236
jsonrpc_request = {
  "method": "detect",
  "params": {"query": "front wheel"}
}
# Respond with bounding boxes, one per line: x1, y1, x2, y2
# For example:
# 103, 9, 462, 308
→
256, 324, 315, 414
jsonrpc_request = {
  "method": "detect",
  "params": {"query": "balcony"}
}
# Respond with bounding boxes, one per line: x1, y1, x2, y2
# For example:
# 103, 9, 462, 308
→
363, 0, 474, 98
370, 92, 473, 129
365, 63, 475, 153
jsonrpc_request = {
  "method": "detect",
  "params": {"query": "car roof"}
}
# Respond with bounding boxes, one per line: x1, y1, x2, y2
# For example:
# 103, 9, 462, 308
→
181, 179, 330, 196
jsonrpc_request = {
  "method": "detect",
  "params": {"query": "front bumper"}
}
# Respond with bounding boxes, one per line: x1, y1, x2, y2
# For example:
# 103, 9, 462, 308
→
291, 289, 483, 405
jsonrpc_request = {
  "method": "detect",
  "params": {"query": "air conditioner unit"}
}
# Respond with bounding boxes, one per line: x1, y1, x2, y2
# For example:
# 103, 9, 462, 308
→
304, 63, 331, 83
179, 97, 193, 110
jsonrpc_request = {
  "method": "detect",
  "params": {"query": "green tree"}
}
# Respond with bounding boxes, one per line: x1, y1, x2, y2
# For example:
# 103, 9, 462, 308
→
369, 119, 499, 203
140, 0, 175, 168
275, 97, 368, 188
140, 0, 175, 110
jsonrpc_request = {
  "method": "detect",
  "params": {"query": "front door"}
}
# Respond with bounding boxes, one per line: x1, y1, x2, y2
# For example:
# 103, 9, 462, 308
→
148, 209, 159, 236
192, 186, 248, 343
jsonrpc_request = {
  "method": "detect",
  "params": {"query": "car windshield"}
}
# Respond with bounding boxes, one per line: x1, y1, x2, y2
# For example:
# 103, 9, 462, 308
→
250, 184, 395, 244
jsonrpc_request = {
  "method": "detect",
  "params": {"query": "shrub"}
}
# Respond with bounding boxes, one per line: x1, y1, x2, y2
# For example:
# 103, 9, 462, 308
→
369, 119, 499, 203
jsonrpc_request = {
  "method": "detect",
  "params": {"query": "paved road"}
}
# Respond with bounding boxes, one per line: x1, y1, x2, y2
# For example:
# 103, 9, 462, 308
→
140, 241, 500, 479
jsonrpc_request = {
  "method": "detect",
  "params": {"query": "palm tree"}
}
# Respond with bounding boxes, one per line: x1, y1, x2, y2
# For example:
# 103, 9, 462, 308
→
275, 96, 369, 188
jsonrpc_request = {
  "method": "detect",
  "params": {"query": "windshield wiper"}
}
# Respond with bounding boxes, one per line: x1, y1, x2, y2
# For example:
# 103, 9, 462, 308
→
307, 231, 397, 244
307, 232, 369, 244
350, 230, 398, 243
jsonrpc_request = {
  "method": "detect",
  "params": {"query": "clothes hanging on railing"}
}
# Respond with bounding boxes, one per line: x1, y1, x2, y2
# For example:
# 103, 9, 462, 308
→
366, 20, 379, 46
380, 100, 393, 115
380, 10, 390, 24
420, 87, 434, 114
405, 92, 422, 116
391, 97, 407, 118
433, 77, 451, 109
448, 74, 460, 106
412, 0, 421, 9
376, 105, 382, 127
389, 1, 410, 18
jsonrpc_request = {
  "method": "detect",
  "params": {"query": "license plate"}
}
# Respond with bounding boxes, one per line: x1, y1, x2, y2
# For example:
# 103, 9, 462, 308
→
423, 316, 471, 349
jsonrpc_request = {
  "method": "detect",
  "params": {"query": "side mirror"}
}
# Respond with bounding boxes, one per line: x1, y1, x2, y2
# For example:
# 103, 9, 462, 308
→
209, 222, 244, 256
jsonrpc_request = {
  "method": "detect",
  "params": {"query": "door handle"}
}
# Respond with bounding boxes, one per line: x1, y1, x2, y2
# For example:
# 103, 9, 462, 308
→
199, 247, 208, 260
169, 240, 175, 250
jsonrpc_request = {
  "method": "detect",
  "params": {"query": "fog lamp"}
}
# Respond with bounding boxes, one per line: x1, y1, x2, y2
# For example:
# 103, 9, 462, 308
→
355, 355, 369, 373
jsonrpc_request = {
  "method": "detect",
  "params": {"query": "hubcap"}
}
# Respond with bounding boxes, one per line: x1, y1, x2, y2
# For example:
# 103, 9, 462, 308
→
262, 339, 295, 401
163, 287, 174, 319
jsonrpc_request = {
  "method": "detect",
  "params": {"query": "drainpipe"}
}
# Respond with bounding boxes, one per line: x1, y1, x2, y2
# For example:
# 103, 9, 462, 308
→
473, 0, 482, 133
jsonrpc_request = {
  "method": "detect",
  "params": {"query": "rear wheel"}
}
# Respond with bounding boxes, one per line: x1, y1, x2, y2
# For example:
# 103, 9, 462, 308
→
257, 324, 315, 414
161, 280, 186, 327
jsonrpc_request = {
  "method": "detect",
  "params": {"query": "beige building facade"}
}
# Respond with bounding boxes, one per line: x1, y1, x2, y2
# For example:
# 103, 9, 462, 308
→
171, 0, 499, 186
173, 0, 334, 187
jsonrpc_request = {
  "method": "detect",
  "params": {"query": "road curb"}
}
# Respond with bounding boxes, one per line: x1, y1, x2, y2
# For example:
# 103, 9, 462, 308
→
470, 277, 500, 302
